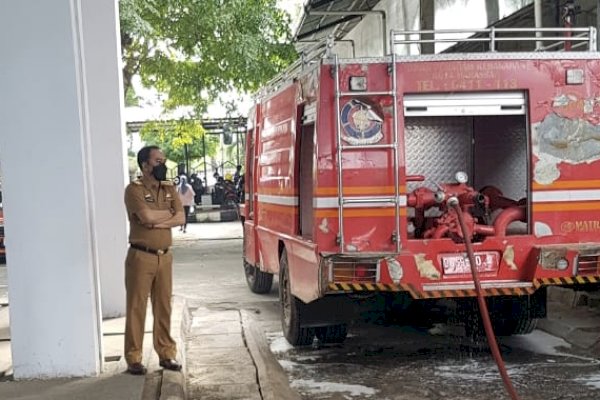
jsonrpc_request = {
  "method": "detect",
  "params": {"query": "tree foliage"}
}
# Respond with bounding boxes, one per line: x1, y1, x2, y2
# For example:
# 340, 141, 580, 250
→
139, 119, 219, 164
119, 0, 297, 110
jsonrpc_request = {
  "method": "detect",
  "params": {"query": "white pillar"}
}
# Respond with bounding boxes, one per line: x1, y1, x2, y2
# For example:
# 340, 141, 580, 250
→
0, 0, 127, 377
80, 1, 128, 318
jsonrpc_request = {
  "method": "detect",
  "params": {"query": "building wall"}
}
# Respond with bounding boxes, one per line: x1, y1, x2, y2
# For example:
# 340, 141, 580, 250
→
339, 0, 420, 57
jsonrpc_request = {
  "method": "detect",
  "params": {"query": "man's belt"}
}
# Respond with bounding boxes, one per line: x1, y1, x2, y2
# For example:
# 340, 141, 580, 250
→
130, 243, 169, 256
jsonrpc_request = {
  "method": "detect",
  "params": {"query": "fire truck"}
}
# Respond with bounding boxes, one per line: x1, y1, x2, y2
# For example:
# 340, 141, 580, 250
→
241, 25, 600, 345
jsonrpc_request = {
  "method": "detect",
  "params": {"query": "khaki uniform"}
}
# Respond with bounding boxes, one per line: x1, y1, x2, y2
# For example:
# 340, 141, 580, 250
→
124, 176, 183, 364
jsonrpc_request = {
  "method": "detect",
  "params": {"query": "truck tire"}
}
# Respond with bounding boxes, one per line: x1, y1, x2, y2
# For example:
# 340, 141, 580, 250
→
315, 324, 348, 344
510, 315, 537, 335
244, 260, 273, 294
461, 296, 538, 337
279, 249, 315, 346
491, 300, 538, 336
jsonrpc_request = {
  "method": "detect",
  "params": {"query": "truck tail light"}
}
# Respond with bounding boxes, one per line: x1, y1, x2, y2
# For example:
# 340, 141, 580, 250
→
577, 254, 600, 275
331, 261, 378, 283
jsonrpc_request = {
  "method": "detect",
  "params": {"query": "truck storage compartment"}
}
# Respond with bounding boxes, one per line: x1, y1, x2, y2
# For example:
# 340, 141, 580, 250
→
403, 92, 529, 240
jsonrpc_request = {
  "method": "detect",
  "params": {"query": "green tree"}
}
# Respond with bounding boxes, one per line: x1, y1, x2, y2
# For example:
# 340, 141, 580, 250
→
139, 119, 219, 164
119, 0, 297, 110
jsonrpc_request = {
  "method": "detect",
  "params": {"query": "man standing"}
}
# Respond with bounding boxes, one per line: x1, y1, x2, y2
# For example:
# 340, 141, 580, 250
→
124, 146, 185, 375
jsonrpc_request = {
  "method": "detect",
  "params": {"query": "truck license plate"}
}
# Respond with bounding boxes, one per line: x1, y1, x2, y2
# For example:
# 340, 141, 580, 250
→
441, 252, 499, 275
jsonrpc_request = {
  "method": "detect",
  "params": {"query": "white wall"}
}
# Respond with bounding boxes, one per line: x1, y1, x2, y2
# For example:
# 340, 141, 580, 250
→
340, 0, 421, 57
0, 0, 126, 377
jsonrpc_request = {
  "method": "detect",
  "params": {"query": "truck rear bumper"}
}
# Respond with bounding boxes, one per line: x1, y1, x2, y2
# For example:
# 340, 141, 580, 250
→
326, 275, 600, 299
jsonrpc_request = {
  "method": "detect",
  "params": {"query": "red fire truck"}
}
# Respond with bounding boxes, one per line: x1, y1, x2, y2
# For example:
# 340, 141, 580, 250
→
242, 26, 600, 345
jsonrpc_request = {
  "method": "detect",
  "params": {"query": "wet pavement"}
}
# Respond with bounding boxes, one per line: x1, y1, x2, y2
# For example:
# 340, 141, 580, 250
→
173, 223, 600, 400
2, 222, 598, 399
268, 322, 600, 400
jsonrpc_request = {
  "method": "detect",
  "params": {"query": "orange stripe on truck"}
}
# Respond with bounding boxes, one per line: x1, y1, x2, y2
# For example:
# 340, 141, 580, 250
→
533, 201, 600, 212
315, 186, 406, 196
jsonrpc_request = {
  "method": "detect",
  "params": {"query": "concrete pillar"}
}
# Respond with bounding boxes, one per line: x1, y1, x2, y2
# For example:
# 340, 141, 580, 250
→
486, 0, 500, 26
80, 1, 128, 318
0, 0, 127, 378
419, 0, 435, 54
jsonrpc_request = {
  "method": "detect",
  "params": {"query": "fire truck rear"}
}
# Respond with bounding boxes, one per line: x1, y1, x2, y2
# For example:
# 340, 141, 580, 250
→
241, 26, 600, 345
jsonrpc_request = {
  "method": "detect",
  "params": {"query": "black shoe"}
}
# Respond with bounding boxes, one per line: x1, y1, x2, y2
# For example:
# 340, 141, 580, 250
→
126, 363, 147, 375
159, 359, 182, 371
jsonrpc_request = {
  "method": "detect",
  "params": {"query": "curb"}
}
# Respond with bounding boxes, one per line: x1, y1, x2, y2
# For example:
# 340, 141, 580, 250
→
240, 310, 302, 400
159, 296, 189, 400
193, 209, 239, 223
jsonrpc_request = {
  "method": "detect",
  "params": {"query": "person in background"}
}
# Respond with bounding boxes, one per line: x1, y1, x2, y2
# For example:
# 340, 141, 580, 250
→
177, 176, 195, 233
190, 172, 204, 203
233, 165, 242, 185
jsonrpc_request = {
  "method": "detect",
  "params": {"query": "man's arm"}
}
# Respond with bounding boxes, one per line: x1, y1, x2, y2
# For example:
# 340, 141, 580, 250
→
136, 209, 173, 225
152, 185, 185, 228
125, 185, 174, 226
153, 211, 185, 228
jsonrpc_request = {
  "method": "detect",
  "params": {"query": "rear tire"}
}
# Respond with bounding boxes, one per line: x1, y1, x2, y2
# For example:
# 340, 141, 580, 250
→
315, 324, 348, 344
279, 249, 315, 346
244, 260, 273, 294
459, 296, 538, 338
491, 297, 538, 336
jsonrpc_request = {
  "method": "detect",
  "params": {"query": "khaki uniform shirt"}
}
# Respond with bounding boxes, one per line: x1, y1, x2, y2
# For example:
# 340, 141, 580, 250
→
124, 176, 184, 250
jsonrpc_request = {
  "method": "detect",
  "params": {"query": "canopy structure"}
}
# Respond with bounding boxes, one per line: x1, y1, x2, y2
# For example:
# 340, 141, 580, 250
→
294, 0, 382, 51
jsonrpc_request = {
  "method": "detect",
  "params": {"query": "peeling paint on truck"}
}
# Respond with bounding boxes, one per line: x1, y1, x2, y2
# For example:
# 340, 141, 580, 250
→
415, 254, 440, 280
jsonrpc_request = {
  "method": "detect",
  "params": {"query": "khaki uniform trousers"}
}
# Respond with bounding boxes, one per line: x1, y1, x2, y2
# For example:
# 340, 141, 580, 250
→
124, 247, 177, 364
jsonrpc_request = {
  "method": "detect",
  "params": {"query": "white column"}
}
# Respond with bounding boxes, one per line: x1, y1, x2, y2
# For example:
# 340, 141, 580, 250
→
80, 1, 128, 318
0, 0, 127, 378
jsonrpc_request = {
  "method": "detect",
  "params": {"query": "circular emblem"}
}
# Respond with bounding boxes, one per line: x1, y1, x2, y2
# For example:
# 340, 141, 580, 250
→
340, 99, 383, 145
561, 221, 575, 233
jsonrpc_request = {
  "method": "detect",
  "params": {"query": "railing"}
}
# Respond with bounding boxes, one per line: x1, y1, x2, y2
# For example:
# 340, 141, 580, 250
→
391, 27, 597, 53
258, 37, 334, 97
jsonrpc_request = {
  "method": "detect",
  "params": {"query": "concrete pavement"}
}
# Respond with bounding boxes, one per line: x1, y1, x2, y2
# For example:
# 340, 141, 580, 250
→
184, 305, 300, 400
538, 287, 600, 356
0, 297, 188, 400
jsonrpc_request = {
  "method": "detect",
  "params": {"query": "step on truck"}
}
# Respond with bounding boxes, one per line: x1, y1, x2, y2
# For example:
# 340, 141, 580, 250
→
241, 25, 600, 345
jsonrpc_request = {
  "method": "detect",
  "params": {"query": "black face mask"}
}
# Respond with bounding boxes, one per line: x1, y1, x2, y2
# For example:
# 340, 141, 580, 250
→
151, 164, 167, 181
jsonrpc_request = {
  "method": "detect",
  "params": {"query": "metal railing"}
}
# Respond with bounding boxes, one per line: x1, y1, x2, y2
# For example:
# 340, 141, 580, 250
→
258, 37, 334, 98
391, 27, 597, 53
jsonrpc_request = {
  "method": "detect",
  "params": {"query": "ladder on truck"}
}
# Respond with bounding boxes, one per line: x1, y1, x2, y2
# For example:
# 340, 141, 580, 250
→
332, 40, 402, 254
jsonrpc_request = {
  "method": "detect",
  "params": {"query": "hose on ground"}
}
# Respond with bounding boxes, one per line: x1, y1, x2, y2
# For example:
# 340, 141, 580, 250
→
449, 199, 521, 400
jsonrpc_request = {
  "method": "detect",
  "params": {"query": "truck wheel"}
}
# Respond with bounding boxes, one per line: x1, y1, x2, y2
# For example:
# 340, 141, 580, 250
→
315, 324, 348, 344
244, 260, 273, 294
511, 315, 537, 335
491, 298, 538, 336
279, 249, 314, 346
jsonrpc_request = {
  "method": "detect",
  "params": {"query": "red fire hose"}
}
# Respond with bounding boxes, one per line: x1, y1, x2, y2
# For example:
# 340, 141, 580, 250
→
449, 198, 521, 400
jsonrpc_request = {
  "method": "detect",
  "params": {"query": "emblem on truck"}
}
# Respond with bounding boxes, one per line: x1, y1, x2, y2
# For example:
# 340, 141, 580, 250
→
340, 99, 383, 145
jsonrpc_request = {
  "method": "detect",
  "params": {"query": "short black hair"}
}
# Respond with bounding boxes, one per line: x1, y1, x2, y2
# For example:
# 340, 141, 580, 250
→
137, 146, 161, 169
